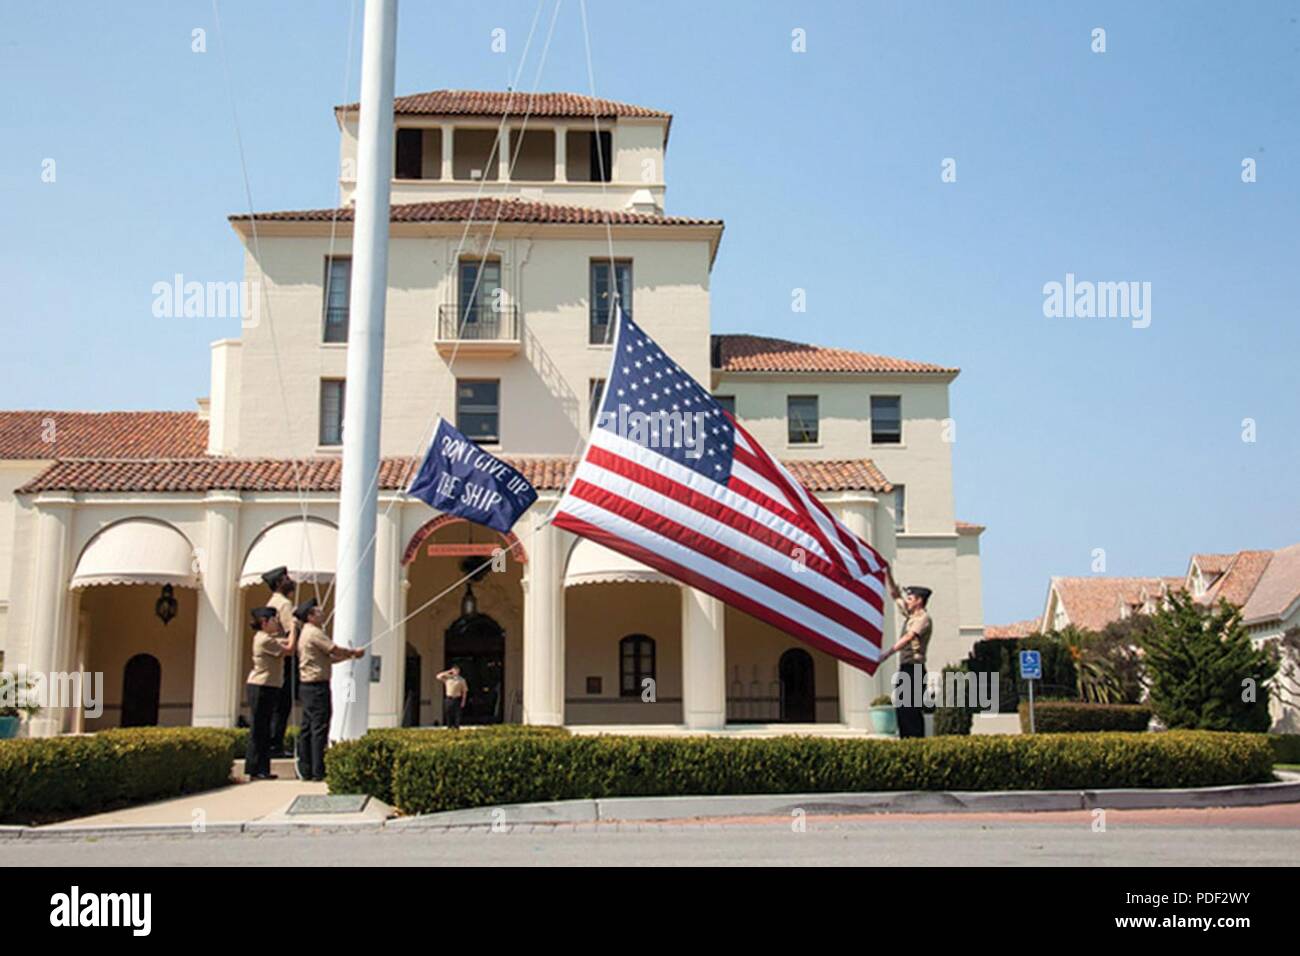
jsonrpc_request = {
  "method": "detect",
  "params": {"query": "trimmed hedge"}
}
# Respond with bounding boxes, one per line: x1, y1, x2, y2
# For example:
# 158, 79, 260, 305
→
1271, 734, 1300, 765
1018, 701, 1153, 734
0, 728, 234, 824
326, 725, 571, 805
327, 730, 1274, 816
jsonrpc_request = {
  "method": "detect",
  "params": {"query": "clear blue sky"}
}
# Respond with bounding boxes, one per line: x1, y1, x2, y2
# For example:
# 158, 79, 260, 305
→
2, 1, 1297, 625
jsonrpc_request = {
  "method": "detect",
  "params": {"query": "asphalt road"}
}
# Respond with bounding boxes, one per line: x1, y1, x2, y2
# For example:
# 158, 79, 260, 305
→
8, 804, 1300, 866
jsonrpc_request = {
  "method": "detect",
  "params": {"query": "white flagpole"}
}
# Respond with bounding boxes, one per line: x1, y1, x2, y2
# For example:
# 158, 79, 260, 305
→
331, 0, 398, 742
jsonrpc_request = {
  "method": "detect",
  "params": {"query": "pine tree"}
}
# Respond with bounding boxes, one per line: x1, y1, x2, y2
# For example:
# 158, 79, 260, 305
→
1141, 591, 1277, 732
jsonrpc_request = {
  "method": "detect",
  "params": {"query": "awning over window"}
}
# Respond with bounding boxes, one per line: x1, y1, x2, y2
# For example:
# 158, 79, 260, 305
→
564, 539, 676, 588
239, 518, 338, 588
70, 519, 199, 590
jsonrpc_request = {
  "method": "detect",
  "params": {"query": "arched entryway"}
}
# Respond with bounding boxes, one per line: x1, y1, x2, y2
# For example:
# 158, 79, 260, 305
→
445, 609, 506, 724
121, 653, 162, 727
403, 516, 525, 725
70, 519, 201, 731
779, 648, 816, 722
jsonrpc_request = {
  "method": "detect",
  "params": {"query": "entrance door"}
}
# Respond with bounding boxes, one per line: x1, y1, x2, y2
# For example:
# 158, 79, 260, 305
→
402, 645, 422, 727
444, 613, 505, 725
121, 653, 161, 727
778, 649, 815, 722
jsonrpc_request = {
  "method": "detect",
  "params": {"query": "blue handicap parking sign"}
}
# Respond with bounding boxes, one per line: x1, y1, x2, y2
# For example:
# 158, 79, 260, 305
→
1019, 650, 1042, 680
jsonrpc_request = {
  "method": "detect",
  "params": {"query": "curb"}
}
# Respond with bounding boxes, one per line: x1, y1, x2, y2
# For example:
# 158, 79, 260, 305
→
392, 773, 1300, 828
8, 773, 1298, 838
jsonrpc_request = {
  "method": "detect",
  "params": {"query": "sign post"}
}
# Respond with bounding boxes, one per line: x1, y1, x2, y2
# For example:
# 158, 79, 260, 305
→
1019, 649, 1042, 734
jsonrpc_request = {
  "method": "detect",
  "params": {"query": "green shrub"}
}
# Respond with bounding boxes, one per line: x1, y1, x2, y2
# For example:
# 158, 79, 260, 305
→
0, 727, 233, 824
1018, 701, 1153, 733
931, 664, 977, 735
870, 694, 892, 707
1142, 593, 1277, 732
1270, 734, 1300, 765
326, 725, 570, 804
333, 730, 1274, 815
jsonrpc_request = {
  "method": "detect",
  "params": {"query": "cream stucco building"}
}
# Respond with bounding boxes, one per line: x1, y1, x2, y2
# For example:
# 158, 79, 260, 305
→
1, 90, 985, 737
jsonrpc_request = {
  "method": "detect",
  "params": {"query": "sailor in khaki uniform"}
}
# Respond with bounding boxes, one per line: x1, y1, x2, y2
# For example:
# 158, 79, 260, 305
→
261, 566, 298, 757
435, 665, 469, 729
294, 597, 363, 781
245, 606, 297, 779
881, 569, 933, 739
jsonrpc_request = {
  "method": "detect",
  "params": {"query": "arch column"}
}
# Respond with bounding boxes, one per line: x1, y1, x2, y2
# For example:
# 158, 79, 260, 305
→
192, 491, 241, 727
368, 500, 404, 729
681, 587, 725, 728
523, 513, 566, 725
837, 496, 879, 730
27, 493, 76, 737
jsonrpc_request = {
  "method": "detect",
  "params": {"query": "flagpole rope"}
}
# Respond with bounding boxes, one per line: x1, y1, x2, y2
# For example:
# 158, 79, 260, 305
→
321, 0, 561, 626
211, 0, 360, 610
340, 0, 625, 673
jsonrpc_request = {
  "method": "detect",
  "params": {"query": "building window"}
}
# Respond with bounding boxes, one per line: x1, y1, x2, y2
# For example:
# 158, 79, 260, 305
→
589, 378, 606, 428
590, 260, 631, 344
714, 395, 736, 418
619, 634, 655, 697
395, 127, 442, 180
566, 130, 613, 182
787, 395, 819, 444
458, 259, 502, 327
457, 379, 500, 444
893, 485, 906, 533
319, 379, 346, 446
871, 395, 902, 444
322, 257, 351, 343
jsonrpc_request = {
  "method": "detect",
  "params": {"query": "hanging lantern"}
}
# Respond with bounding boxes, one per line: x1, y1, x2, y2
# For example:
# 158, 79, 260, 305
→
155, 584, 178, 626
459, 582, 478, 619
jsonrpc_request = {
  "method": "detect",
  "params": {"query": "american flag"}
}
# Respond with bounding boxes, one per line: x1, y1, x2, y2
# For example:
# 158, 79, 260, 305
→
552, 310, 889, 674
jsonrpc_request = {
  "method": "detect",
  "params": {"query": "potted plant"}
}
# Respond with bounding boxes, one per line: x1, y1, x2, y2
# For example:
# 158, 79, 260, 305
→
869, 693, 897, 735
0, 671, 41, 739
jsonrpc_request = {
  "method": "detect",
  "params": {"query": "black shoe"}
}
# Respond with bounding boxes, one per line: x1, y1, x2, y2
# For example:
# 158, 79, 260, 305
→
310, 775, 326, 783
251, 773, 279, 780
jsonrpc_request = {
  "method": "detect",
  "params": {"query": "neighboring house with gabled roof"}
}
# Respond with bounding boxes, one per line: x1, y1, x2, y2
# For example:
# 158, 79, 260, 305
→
1186, 545, 1300, 643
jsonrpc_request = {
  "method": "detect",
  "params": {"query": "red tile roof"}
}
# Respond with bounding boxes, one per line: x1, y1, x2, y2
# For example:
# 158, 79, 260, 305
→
984, 618, 1041, 640
1049, 576, 1174, 632
230, 197, 720, 228
712, 334, 957, 375
16, 456, 891, 496
0, 412, 208, 460
337, 90, 671, 121
956, 520, 984, 534
1201, 550, 1273, 609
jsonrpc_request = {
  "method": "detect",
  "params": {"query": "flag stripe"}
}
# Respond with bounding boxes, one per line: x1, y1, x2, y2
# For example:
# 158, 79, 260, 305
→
570, 454, 885, 620
590, 427, 837, 567
566, 478, 883, 639
553, 504, 882, 670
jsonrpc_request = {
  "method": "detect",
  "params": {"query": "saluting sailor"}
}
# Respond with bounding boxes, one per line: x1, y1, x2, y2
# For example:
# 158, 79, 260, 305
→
294, 597, 363, 782
245, 606, 297, 779
261, 566, 298, 757
881, 569, 933, 739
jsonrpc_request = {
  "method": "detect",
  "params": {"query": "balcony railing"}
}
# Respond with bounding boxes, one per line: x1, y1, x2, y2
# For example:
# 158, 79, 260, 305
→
437, 304, 520, 343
